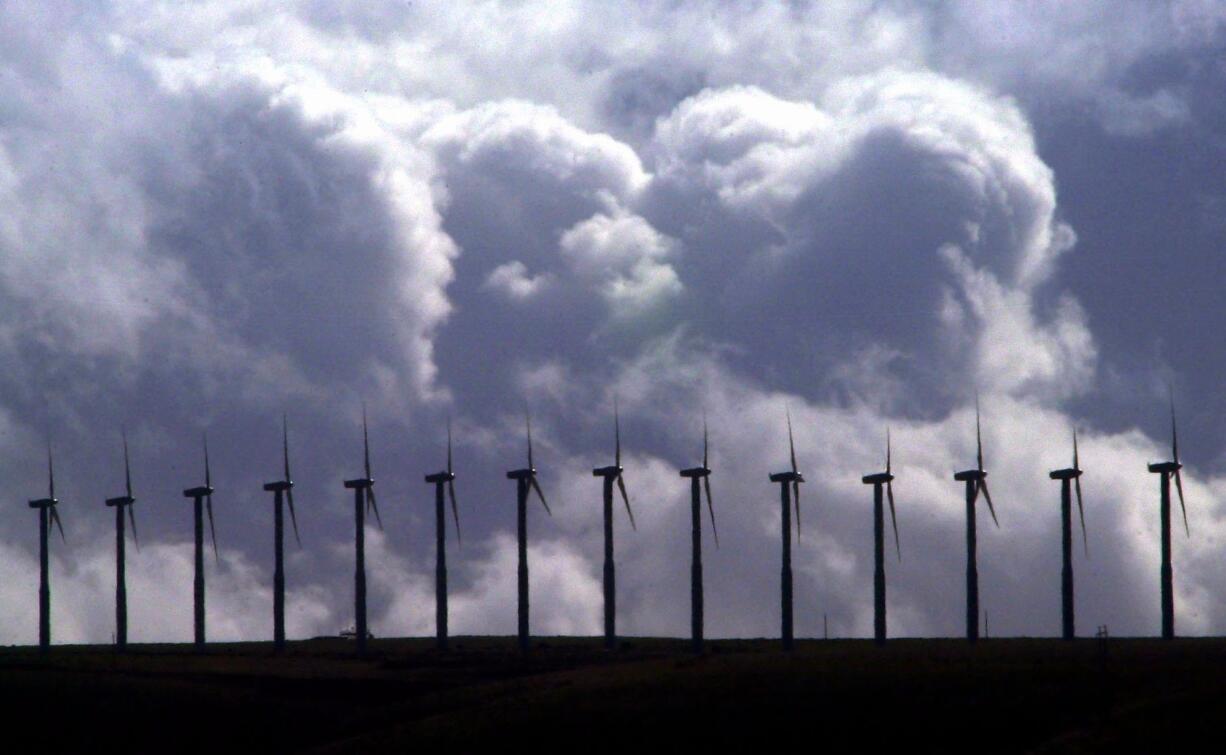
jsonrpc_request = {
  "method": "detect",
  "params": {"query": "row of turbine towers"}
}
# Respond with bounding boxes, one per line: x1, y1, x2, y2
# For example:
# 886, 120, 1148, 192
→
23, 396, 1191, 655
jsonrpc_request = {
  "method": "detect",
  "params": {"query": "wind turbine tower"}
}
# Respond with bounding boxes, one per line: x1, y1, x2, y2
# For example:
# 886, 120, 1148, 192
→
506, 415, 552, 652
424, 418, 461, 650
262, 415, 301, 653
105, 431, 140, 651
28, 443, 66, 654
678, 416, 717, 653
1147, 392, 1189, 640
861, 430, 901, 645
591, 400, 637, 650
953, 400, 998, 643
182, 434, 219, 650
768, 411, 803, 651
1048, 429, 1087, 640
343, 407, 383, 655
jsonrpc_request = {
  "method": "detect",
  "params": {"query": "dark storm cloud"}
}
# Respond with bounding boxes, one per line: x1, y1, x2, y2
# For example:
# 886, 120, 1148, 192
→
0, 1, 1223, 643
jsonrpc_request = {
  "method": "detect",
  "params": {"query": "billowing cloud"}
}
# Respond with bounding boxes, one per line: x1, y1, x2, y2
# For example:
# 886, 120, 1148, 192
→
0, 0, 1222, 649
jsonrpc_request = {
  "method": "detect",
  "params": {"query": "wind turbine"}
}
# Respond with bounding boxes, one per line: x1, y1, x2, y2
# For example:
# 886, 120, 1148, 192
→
182, 433, 219, 650
505, 414, 552, 652
105, 430, 140, 652
262, 415, 301, 653
28, 442, 66, 654
953, 399, 999, 643
591, 400, 637, 650
424, 417, 461, 651
768, 411, 804, 651
678, 415, 717, 654
343, 406, 382, 655
861, 429, 901, 645
1148, 391, 1190, 640
1048, 428, 1087, 640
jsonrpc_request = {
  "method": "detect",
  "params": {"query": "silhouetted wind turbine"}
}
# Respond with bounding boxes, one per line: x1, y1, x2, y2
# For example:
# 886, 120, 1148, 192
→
424, 417, 461, 651
506, 414, 552, 652
953, 399, 999, 643
344, 406, 382, 655
1148, 391, 1190, 640
28, 442, 66, 654
592, 400, 637, 650
1048, 428, 1087, 640
182, 433, 219, 650
861, 430, 901, 645
678, 415, 717, 653
105, 430, 140, 651
262, 415, 301, 653
768, 411, 804, 651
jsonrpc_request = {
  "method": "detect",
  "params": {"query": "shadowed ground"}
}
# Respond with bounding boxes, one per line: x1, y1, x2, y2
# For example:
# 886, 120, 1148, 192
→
0, 637, 1222, 752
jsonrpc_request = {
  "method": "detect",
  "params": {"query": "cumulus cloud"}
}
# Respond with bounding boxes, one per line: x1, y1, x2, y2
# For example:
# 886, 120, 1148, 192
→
0, 0, 1221, 648
482, 260, 551, 301
558, 211, 682, 317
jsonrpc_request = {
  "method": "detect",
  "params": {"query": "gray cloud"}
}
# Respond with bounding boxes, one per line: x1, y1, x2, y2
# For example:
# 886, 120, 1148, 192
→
0, 1, 1222, 646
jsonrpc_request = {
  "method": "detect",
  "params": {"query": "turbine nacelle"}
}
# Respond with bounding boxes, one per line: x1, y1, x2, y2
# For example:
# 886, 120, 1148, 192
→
343, 477, 374, 490
183, 485, 214, 498
592, 464, 623, 478
424, 471, 455, 484
954, 469, 987, 482
28, 497, 58, 509
506, 468, 537, 481
861, 472, 894, 485
263, 480, 293, 492
1147, 461, 1182, 474
1048, 468, 1082, 481
769, 471, 804, 484
679, 466, 711, 479
105, 495, 135, 507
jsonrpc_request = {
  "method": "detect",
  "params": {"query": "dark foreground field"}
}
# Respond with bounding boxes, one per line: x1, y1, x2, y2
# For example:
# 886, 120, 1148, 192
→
1, 635, 1223, 753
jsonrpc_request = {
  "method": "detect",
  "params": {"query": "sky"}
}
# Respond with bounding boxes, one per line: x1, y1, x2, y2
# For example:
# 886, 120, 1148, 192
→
1, 0, 1225, 645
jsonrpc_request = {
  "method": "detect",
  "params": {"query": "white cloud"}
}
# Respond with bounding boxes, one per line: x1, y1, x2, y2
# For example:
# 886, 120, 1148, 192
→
483, 260, 552, 301
559, 211, 682, 316
0, 0, 1220, 647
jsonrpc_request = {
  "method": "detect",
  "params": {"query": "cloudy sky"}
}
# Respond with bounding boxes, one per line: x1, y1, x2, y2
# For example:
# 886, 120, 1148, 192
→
1, 0, 1225, 645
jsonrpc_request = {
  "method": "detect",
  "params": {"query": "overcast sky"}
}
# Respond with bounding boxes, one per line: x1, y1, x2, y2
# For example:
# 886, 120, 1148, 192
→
1, 0, 1225, 645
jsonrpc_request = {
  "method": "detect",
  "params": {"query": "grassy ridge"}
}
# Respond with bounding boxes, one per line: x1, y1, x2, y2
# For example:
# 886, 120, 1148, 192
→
1, 637, 1222, 752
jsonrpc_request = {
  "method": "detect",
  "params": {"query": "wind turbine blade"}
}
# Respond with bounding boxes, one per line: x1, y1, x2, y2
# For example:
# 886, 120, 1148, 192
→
887, 481, 901, 561
975, 395, 984, 473
1174, 469, 1189, 538
787, 409, 797, 475
287, 487, 302, 547
886, 427, 891, 476
1072, 427, 1079, 471
616, 473, 636, 531
530, 476, 552, 516
526, 413, 534, 469
362, 403, 372, 480
47, 441, 55, 500
128, 505, 140, 552
123, 428, 133, 499
1169, 385, 1179, 465
702, 412, 709, 469
367, 488, 384, 531
446, 415, 453, 475
980, 479, 999, 528
448, 480, 462, 547
1074, 477, 1087, 557
792, 481, 801, 540
703, 475, 719, 548
207, 494, 219, 564
50, 506, 66, 544
614, 397, 622, 468
282, 413, 292, 483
